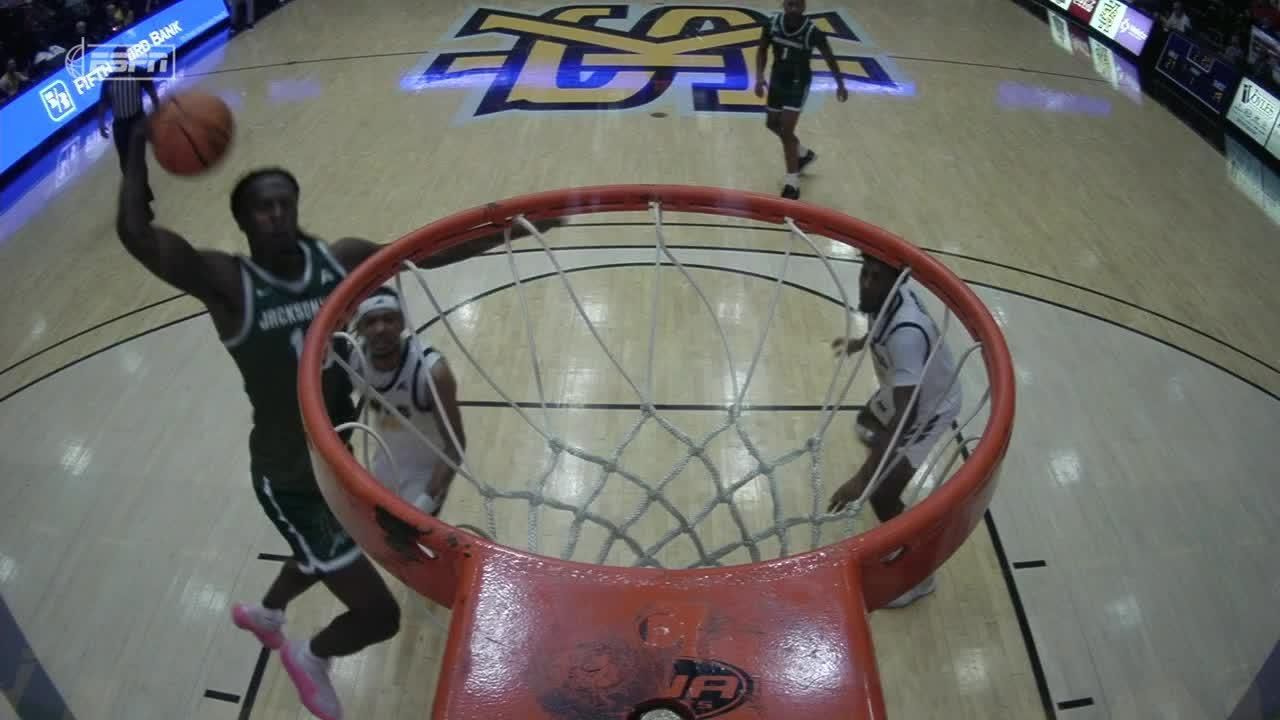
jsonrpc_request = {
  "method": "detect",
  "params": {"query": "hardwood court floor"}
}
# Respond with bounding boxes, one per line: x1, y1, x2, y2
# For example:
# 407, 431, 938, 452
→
1, 0, 1278, 398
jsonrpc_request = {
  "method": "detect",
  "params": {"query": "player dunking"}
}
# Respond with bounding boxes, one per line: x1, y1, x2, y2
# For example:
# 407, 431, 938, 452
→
827, 256, 962, 608
754, 0, 848, 200
347, 286, 465, 516
114, 123, 556, 720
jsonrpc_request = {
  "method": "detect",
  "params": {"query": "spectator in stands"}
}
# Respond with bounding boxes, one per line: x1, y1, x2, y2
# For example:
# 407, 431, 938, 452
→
21, 2, 53, 34
65, 0, 93, 20
112, 3, 136, 31
32, 35, 67, 74
1252, 0, 1280, 29
1224, 33, 1248, 67
0, 58, 30, 99
1163, 2, 1193, 32
74, 20, 99, 45
104, 3, 124, 33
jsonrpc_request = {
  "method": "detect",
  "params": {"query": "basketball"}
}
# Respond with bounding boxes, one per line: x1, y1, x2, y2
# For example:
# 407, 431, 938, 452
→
147, 92, 234, 176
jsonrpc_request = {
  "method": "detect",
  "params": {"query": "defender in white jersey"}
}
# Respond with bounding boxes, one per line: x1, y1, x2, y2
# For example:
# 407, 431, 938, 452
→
828, 256, 962, 607
348, 287, 465, 516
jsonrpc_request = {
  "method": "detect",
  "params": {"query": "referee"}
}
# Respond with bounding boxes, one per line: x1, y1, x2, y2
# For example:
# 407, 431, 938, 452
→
98, 48, 159, 199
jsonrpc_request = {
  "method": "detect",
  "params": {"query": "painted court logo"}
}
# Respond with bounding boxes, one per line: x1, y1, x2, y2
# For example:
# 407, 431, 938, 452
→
407, 3, 906, 119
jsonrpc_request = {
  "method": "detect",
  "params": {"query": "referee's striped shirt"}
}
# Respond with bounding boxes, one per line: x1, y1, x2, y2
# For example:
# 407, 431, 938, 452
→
103, 73, 146, 120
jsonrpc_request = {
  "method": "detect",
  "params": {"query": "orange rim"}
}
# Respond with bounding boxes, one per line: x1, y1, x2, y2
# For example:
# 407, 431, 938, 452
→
298, 184, 1015, 577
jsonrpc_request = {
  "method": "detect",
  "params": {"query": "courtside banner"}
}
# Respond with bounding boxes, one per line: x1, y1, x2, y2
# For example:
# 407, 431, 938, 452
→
1049, 12, 1074, 52
1268, 106, 1280, 161
0, 0, 228, 175
1088, 37, 1142, 102
1225, 134, 1280, 226
1069, 0, 1099, 23
1156, 31, 1241, 114
1248, 26, 1280, 67
1226, 77, 1280, 150
1088, 0, 1153, 56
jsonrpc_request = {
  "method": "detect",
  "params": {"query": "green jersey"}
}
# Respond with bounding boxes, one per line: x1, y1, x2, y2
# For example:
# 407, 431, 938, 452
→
224, 234, 356, 473
764, 12, 821, 79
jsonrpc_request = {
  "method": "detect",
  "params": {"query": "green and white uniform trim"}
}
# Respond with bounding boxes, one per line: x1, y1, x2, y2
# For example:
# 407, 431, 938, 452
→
764, 12, 821, 112
224, 235, 361, 575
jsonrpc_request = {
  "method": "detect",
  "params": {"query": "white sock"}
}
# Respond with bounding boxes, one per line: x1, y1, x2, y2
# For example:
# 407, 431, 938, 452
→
784, 173, 800, 187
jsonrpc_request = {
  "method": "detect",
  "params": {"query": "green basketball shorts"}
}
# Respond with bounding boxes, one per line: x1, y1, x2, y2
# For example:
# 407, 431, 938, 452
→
767, 69, 812, 112
251, 459, 361, 576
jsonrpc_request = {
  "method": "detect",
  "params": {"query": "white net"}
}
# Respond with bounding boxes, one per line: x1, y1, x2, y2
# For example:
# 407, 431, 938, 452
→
328, 203, 991, 569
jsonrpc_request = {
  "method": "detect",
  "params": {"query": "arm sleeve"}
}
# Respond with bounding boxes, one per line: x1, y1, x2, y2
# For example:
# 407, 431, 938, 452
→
810, 25, 827, 52
884, 326, 930, 387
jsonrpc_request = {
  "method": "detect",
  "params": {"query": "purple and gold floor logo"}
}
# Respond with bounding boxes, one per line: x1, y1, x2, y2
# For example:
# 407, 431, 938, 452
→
403, 4, 909, 121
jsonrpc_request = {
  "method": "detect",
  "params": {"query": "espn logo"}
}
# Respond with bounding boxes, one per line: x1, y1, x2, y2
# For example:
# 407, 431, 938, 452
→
64, 37, 177, 93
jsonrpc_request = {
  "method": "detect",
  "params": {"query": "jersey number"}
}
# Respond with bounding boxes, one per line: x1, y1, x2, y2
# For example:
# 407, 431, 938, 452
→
290, 327, 336, 369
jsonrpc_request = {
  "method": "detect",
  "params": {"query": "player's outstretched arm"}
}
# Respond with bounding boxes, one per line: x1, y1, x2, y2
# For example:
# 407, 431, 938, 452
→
425, 359, 465, 505
828, 384, 919, 512
329, 218, 566, 273
831, 335, 866, 356
115, 123, 240, 313
417, 218, 566, 269
329, 237, 384, 272
816, 34, 848, 102
754, 25, 771, 96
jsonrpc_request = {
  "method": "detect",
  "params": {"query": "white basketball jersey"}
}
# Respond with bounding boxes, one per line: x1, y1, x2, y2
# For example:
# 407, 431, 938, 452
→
868, 284, 963, 421
349, 336, 450, 504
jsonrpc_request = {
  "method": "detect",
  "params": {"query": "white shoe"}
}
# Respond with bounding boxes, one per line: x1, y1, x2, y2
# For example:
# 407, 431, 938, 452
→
884, 575, 936, 609
231, 602, 286, 649
281, 640, 343, 720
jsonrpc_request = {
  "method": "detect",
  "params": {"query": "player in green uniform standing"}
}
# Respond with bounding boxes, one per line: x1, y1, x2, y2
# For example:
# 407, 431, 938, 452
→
754, 0, 849, 200
114, 122, 558, 720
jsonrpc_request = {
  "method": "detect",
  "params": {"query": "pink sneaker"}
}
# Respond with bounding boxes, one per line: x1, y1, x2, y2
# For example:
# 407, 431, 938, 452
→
281, 640, 343, 720
231, 603, 286, 650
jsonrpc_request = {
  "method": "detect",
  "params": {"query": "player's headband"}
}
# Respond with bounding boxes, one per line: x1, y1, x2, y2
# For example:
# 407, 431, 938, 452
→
353, 292, 403, 327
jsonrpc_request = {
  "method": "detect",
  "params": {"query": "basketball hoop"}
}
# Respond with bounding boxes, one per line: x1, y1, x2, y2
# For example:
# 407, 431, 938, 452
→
299, 185, 1015, 720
